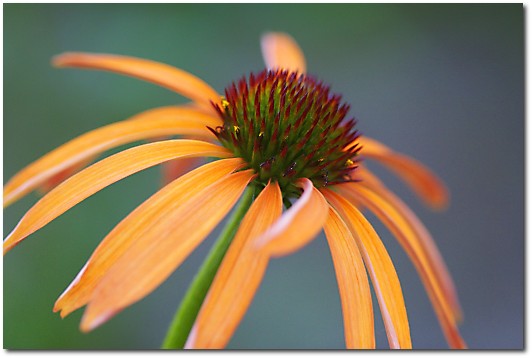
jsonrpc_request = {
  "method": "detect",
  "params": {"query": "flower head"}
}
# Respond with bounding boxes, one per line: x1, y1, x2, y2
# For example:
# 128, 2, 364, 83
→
4, 32, 465, 349
213, 69, 360, 195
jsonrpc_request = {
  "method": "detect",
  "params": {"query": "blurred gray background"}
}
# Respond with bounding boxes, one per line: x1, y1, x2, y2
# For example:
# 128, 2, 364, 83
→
4, 4, 523, 349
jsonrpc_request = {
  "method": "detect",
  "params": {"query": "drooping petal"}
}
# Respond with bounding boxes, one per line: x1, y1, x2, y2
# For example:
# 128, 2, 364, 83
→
338, 184, 465, 349
254, 178, 328, 257
353, 166, 385, 187
324, 206, 375, 349
358, 137, 449, 210
79, 168, 255, 332
3, 106, 221, 207
160, 157, 204, 186
356, 166, 463, 322
261, 32, 307, 74
53, 53, 221, 108
323, 189, 411, 349
3, 140, 231, 254
186, 181, 283, 349
36, 155, 97, 194
54, 158, 244, 317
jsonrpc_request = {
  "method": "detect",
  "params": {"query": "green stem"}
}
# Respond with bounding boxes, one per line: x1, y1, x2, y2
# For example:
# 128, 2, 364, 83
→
161, 187, 256, 349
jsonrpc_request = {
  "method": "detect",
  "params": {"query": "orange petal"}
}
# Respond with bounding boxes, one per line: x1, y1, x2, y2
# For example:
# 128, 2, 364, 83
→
186, 181, 283, 349
357, 166, 463, 322
160, 157, 204, 186
324, 206, 375, 349
358, 137, 449, 210
254, 178, 328, 257
80, 169, 257, 332
323, 189, 411, 349
52, 53, 221, 108
339, 184, 465, 348
37, 155, 97, 194
260, 32, 307, 74
54, 158, 244, 317
3, 106, 222, 207
353, 166, 385, 187
3, 140, 231, 254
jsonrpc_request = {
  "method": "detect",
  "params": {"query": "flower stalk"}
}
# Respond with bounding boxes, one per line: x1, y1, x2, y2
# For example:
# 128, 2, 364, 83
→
162, 186, 256, 349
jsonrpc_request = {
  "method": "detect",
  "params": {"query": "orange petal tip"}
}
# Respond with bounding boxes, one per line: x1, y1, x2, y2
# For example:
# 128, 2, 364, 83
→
3, 228, 20, 255
3, 243, 12, 256
51, 52, 75, 67
53, 301, 71, 318
260, 32, 306, 73
80, 310, 115, 333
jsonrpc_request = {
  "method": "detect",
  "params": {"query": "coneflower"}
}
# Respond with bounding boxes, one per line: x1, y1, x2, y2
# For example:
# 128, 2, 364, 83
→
4, 32, 465, 349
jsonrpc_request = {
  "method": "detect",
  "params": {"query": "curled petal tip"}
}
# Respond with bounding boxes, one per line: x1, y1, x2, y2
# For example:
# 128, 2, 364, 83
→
253, 178, 328, 257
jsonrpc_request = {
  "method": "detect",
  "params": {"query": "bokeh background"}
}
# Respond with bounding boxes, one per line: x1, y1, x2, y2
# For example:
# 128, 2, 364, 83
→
3, 4, 523, 349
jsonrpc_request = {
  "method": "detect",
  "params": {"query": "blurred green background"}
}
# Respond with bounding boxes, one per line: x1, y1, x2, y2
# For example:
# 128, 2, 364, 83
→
4, 4, 523, 349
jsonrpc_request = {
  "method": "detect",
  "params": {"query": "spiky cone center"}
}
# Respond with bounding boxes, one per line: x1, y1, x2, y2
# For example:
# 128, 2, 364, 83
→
211, 69, 361, 201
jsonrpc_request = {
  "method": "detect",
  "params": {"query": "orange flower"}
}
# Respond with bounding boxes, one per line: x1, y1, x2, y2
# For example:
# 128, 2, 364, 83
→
4, 32, 465, 349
